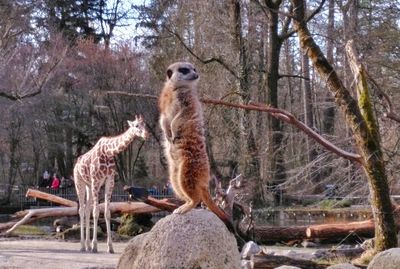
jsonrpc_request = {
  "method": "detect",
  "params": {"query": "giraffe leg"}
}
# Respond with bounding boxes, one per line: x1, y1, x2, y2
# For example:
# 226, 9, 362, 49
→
104, 178, 115, 253
74, 173, 86, 252
85, 186, 92, 251
91, 184, 100, 253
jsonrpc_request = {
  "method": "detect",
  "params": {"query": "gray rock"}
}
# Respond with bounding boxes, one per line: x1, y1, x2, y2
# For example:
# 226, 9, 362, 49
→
118, 209, 240, 269
312, 249, 328, 259
327, 263, 360, 269
241, 241, 261, 259
367, 248, 400, 269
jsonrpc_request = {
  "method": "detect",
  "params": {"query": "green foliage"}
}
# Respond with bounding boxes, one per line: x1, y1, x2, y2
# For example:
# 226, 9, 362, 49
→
11, 225, 48, 235
117, 213, 153, 237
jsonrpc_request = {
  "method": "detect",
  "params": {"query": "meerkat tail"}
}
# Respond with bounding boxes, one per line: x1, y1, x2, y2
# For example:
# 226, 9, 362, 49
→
201, 189, 235, 232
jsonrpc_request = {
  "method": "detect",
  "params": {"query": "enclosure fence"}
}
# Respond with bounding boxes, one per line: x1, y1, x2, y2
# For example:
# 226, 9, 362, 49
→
0, 184, 173, 210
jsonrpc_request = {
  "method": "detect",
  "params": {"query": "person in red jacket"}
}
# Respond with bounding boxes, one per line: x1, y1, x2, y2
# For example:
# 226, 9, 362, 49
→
51, 174, 60, 190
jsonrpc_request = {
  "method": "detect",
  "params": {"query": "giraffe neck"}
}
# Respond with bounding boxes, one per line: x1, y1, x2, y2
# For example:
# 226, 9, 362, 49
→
102, 127, 138, 157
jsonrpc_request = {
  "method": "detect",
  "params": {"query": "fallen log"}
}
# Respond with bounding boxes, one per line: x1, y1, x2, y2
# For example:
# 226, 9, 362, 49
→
27, 187, 180, 213
1, 202, 161, 234
250, 225, 308, 243
306, 220, 375, 239
251, 254, 328, 269
25, 188, 77, 207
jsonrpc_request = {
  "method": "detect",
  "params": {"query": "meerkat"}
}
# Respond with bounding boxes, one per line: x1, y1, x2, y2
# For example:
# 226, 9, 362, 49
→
158, 62, 233, 231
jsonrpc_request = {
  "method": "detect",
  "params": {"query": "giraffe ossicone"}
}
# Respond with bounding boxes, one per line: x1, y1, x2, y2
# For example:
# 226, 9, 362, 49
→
73, 115, 147, 253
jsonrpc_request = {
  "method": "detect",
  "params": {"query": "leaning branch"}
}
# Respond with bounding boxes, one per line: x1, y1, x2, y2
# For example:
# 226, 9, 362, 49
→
203, 98, 362, 164
105, 91, 362, 163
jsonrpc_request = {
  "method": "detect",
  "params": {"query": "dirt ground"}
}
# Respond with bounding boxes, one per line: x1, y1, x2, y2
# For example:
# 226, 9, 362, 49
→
0, 238, 128, 269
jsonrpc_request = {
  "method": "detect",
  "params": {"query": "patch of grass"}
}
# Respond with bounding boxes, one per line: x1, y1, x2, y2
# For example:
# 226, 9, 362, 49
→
318, 199, 352, 209
353, 249, 376, 266
12, 225, 48, 235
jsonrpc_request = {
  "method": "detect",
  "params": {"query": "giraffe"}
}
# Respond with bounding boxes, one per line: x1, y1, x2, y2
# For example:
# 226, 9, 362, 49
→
73, 115, 148, 253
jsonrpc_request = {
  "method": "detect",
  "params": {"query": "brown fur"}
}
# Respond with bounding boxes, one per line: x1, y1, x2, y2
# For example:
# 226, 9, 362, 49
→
159, 62, 233, 231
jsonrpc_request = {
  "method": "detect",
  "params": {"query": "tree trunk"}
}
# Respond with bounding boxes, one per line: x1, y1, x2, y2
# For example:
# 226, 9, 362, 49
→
291, 0, 397, 252
232, 0, 263, 204
266, 3, 285, 206
301, 48, 319, 187
2, 201, 160, 233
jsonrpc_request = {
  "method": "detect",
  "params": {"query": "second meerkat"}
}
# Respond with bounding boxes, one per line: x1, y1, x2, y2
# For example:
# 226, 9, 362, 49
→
159, 62, 233, 230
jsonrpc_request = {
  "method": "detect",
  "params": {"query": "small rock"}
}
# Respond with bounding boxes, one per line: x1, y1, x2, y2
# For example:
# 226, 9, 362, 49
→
312, 249, 328, 259
241, 241, 261, 259
301, 240, 319, 248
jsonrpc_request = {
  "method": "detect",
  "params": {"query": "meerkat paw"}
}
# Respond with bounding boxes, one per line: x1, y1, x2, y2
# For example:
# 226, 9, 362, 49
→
173, 203, 195, 214
173, 206, 185, 214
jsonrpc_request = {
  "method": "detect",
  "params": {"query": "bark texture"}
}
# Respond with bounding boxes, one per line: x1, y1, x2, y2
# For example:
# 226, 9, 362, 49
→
291, 0, 397, 252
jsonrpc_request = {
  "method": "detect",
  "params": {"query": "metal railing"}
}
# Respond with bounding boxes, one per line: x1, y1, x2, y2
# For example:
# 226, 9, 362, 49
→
0, 184, 173, 209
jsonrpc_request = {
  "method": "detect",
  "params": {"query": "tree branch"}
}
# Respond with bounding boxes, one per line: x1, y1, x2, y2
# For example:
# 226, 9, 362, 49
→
365, 71, 400, 124
203, 98, 362, 164
279, 73, 310, 80
0, 45, 68, 101
105, 90, 362, 163
165, 27, 239, 80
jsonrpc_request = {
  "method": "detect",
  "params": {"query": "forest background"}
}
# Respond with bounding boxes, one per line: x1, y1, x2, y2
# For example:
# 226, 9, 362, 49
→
1, 0, 399, 229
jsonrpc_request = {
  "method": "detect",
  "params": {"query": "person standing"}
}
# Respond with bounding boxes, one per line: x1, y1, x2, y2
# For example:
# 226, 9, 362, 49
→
51, 174, 60, 190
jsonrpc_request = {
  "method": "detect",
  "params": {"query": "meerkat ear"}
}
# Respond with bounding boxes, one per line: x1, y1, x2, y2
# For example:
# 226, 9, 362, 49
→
167, 69, 173, 79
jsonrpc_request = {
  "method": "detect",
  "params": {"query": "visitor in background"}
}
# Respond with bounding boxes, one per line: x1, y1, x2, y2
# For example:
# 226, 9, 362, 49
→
51, 173, 60, 190
60, 176, 66, 189
40, 170, 51, 188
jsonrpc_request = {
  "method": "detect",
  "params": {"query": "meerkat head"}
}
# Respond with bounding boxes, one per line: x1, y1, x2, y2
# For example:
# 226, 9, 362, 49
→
165, 62, 199, 89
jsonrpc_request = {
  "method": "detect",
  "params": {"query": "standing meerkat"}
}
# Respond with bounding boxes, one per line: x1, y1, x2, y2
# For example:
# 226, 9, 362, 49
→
159, 62, 233, 230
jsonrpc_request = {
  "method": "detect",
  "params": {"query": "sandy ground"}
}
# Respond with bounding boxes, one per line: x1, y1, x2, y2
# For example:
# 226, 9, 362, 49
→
0, 238, 128, 269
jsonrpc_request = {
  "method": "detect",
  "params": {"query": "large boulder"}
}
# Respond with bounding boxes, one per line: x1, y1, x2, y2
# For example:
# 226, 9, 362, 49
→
367, 248, 400, 269
118, 208, 240, 269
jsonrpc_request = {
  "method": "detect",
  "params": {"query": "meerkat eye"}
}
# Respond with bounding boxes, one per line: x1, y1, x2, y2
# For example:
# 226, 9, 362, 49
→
167, 69, 173, 78
193, 68, 197, 73
178, 67, 190, 75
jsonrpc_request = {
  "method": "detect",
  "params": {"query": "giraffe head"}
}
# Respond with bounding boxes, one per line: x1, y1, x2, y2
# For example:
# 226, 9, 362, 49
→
128, 115, 148, 140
